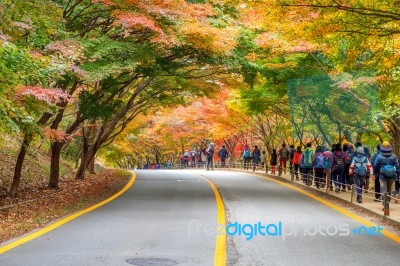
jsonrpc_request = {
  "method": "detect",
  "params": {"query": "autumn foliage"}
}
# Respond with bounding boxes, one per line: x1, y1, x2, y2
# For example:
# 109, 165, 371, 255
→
0, 0, 399, 197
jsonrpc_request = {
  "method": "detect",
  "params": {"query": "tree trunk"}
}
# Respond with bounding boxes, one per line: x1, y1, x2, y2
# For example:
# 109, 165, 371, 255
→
88, 156, 95, 174
48, 142, 63, 188
9, 136, 31, 197
390, 118, 400, 157
76, 139, 89, 180
10, 112, 52, 197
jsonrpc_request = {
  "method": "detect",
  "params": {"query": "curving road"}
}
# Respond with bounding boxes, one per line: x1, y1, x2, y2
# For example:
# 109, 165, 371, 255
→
0, 170, 399, 266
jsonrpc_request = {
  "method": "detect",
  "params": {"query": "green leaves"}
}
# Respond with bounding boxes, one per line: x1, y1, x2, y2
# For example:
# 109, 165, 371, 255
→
78, 90, 122, 120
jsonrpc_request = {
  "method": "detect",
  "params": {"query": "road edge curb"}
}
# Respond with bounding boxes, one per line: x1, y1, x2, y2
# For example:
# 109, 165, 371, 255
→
0, 172, 136, 255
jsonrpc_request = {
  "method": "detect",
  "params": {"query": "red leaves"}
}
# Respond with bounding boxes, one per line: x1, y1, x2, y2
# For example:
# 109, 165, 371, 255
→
17, 86, 71, 105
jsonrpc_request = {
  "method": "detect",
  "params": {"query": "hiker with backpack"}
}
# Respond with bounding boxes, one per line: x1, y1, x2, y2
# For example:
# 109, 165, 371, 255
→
278, 143, 289, 174
243, 145, 252, 170
206, 143, 215, 171
252, 145, 261, 172
331, 143, 347, 193
371, 145, 382, 201
353, 142, 372, 191
373, 141, 400, 210
300, 142, 315, 186
313, 146, 325, 189
292, 146, 302, 181
343, 143, 354, 191
270, 149, 278, 175
322, 147, 333, 190
349, 147, 372, 203
218, 145, 229, 168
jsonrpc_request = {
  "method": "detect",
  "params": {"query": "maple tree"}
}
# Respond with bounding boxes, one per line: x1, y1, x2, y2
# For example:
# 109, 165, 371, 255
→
1, 0, 399, 197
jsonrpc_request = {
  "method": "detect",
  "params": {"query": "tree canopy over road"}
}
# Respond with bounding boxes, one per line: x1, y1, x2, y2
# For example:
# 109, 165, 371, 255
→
0, 0, 399, 195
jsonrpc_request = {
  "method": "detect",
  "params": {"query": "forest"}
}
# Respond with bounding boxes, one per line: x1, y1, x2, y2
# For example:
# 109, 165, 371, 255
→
0, 0, 399, 197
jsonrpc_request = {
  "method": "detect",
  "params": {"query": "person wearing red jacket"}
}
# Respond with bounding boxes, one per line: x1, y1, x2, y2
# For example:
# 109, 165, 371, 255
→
292, 146, 302, 181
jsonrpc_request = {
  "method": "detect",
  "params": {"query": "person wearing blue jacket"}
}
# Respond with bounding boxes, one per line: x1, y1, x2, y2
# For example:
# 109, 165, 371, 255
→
373, 141, 400, 209
371, 145, 382, 201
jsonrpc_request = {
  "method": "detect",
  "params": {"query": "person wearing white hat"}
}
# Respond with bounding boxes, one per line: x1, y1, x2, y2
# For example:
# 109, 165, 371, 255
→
350, 146, 372, 203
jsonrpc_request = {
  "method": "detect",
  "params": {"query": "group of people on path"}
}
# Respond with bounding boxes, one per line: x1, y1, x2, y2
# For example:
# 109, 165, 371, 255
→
243, 141, 399, 205
179, 140, 399, 207
179, 143, 230, 171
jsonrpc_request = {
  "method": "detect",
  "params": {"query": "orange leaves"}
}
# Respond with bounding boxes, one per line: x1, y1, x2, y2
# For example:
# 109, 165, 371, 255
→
125, 0, 215, 21
255, 32, 285, 51
43, 128, 71, 142
113, 10, 164, 37
93, 0, 116, 6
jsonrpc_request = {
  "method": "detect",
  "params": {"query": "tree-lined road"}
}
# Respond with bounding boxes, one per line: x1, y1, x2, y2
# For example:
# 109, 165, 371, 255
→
1, 170, 399, 265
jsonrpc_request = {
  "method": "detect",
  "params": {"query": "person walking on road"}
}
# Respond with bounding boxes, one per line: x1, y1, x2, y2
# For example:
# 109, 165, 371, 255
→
312, 146, 325, 189
332, 143, 346, 193
343, 143, 354, 191
349, 147, 372, 203
371, 145, 382, 201
322, 147, 333, 191
300, 142, 315, 186
260, 150, 267, 171
270, 149, 278, 175
373, 141, 400, 211
293, 146, 302, 181
353, 142, 372, 191
243, 145, 252, 170
218, 145, 229, 168
252, 145, 261, 171
206, 143, 215, 171
278, 143, 289, 174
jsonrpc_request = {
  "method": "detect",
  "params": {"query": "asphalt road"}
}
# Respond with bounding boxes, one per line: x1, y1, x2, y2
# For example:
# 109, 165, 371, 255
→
0, 170, 399, 266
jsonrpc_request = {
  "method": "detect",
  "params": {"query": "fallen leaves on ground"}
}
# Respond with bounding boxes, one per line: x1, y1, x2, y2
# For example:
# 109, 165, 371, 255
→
0, 169, 131, 243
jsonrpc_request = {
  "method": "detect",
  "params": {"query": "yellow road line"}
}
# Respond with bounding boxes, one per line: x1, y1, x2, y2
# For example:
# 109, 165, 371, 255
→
250, 172, 400, 244
200, 175, 226, 266
0, 172, 136, 254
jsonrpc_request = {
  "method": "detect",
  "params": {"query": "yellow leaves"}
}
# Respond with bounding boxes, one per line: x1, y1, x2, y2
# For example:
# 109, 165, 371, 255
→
265, 61, 297, 69
179, 22, 238, 55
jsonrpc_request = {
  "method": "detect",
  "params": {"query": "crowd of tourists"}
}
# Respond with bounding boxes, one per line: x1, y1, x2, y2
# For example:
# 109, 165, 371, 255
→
179, 141, 399, 206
